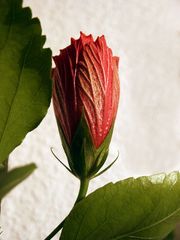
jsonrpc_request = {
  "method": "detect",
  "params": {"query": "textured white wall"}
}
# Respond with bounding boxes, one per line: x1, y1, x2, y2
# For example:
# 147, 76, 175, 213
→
1, 0, 180, 239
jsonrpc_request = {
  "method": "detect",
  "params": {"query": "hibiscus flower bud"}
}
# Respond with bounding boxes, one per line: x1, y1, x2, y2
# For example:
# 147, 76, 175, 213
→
52, 32, 120, 179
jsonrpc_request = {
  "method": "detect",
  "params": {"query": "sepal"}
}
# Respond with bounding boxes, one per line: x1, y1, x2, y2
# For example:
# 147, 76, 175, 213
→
57, 114, 116, 179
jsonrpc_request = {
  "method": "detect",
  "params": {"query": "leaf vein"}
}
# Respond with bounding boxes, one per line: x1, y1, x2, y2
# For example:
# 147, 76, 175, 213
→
0, 36, 34, 148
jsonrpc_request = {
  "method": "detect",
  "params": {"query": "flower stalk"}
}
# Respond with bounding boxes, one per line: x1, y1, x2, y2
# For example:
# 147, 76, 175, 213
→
44, 178, 89, 240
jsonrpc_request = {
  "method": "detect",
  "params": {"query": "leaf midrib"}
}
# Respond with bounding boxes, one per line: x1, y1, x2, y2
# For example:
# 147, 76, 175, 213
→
110, 206, 180, 240
81, 196, 180, 240
0, 37, 34, 151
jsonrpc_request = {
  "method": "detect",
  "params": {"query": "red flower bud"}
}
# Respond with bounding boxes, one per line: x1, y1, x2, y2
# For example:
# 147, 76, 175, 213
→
53, 32, 120, 178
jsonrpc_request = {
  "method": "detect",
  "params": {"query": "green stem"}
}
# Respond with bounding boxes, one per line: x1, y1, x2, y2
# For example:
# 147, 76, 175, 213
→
44, 220, 65, 240
75, 178, 89, 204
44, 178, 89, 240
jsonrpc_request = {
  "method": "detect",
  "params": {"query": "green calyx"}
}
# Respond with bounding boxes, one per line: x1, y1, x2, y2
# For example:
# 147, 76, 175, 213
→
57, 114, 115, 180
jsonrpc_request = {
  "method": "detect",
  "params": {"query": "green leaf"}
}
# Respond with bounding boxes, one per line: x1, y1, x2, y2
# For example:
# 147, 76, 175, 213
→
0, 0, 52, 163
0, 163, 36, 199
61, 172, 180, 240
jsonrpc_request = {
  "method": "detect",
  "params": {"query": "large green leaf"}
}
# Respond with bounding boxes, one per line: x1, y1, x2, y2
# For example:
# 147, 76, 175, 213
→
61, 172, 180, 240
0, 0, 52, 163
0, 163, 36, 199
